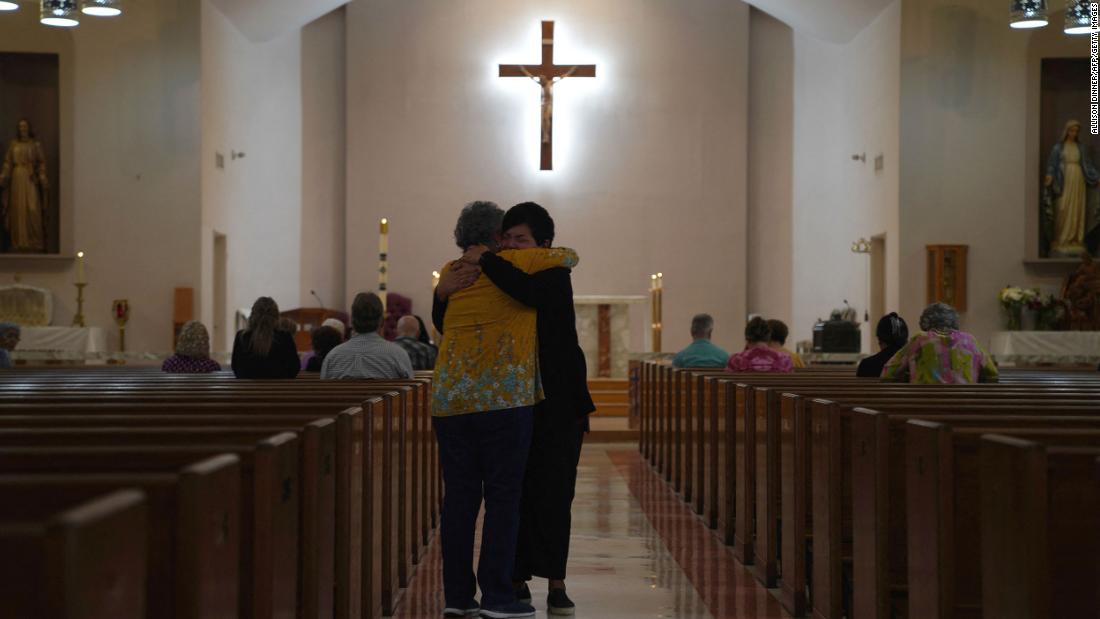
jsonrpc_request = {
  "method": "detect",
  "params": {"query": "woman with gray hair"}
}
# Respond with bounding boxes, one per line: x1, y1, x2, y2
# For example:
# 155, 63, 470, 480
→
882, 302, 998, 384
162, 320, 222, 373
431, 200, 578, 619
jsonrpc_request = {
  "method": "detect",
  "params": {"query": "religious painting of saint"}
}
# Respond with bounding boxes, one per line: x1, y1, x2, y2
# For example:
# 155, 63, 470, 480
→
0, 53, 60, 254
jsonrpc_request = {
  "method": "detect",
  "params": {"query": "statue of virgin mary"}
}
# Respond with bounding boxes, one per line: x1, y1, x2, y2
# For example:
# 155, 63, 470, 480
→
1043, 119, 1100, 257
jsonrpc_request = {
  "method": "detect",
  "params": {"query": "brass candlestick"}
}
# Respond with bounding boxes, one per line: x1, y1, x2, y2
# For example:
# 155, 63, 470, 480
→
650, 273, 663, 353
72, 283, 87, 327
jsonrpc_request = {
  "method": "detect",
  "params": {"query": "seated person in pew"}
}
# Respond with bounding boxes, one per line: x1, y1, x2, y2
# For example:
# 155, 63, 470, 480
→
882, 302, 998, 384
432, 201, 579, 619
162, 320, 221, 373
726, 317, 793, 373
303, 325, 343, 373
0, 321, 19, 369
231, 296, 301, 379
300, 317, 346, 370
393, 315, 438, 371
766, 319, 805, 369
856, 312, 908, 378
671, 313, 729, 368
321, 292, 414, 380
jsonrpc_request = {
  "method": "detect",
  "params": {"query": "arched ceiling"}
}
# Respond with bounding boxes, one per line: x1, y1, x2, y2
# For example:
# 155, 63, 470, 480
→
208, 0, 349, 42
211, 0, 896, 46
744, 0, 897, 43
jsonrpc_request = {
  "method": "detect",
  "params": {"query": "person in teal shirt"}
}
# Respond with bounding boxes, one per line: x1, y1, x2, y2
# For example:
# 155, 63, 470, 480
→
672, 313, 730, 368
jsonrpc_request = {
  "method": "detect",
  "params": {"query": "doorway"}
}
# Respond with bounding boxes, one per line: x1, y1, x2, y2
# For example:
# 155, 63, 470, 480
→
213, 232, 228, 353
870, 234, 886, 325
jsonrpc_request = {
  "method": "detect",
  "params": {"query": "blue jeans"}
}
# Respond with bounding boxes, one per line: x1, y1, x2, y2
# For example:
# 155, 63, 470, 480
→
433, 406, 534, 608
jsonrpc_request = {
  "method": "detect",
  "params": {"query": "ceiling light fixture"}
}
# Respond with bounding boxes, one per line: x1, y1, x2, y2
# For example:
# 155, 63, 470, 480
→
1010, 0, 1049, 29
1065, 0, 1093, 34
80, 0, 119, 17
40, 0, 79, 26
0, 2, 20, 12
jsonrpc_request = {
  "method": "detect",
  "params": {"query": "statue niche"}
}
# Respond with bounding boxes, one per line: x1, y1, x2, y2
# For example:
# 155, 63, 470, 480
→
1042, 119, 1100, 258
0, 119, 49, 253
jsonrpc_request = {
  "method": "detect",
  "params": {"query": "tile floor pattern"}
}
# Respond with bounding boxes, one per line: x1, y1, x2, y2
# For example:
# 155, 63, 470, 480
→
394, 444, 789, 618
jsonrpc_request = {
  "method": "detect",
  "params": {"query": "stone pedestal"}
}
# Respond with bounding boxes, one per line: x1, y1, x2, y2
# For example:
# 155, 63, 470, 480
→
574, 295, 646, 378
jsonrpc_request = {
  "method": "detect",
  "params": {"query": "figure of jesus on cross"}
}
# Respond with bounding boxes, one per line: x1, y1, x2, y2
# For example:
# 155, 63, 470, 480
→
500, 21, 596, 170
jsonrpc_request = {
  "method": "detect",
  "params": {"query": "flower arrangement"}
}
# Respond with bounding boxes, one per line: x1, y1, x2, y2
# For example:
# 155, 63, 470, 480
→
999, 286, 1040, 330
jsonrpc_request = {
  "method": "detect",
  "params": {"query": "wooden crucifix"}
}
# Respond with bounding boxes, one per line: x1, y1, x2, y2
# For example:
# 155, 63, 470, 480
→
499, 21, 596, 170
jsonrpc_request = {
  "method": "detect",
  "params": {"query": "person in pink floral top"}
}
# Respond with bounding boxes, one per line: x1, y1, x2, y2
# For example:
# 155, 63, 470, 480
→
726, 317, 794, 373
881, 303, 998, 384
162, 320, 222, 374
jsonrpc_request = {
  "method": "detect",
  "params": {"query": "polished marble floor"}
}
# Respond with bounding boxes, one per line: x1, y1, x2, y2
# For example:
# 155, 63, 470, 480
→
395, 444, 788, 618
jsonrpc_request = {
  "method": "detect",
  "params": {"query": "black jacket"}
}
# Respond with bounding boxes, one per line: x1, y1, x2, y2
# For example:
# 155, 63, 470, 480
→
231, 330, 301, 379
433, 252, 596, 418
856, 345, 902, 378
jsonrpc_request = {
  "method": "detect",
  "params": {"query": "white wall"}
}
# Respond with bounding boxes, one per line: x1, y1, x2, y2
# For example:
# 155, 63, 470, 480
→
299, 8, 346, 313
201, 0, 302, 351
344, 0, 750, 354
747, 8, 794, 330
0, 0, 201, 353
791, 1, 900, 349
899, 0, 1082, 345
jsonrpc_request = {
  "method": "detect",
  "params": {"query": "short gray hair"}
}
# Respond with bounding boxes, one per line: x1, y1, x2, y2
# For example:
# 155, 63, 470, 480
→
690, 313, 714, 338
919, 303, 960, 332
454, 201, 503, 249
0, 322, 20, 336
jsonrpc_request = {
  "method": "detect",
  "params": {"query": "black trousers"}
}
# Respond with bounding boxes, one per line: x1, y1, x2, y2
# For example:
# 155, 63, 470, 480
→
513, 400, 588, 581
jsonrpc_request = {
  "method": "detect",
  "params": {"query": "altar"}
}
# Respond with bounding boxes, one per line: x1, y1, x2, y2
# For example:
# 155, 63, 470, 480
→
574, 295, 646, 378
0, 283, 107, 363
989, 331, 1100, 366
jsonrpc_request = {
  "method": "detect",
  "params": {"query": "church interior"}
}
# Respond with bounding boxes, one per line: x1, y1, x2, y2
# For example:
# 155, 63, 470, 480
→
1, 0, 1099, 618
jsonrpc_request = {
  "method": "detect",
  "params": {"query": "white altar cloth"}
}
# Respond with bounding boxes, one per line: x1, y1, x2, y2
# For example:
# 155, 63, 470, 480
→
989, 331, 1100, 365
17, 326, 107, 359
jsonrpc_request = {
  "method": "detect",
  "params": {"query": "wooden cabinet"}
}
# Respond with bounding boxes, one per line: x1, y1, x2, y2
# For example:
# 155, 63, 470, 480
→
926, 245, 968, 311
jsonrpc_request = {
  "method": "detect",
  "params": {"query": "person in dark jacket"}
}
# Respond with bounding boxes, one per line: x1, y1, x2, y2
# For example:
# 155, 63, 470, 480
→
857, 312, 909, 377
434, 202, 595, 616
304, 325, 343, 373
232, 296, 301, 379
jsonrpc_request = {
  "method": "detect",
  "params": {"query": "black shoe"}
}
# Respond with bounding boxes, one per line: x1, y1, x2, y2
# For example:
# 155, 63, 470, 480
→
547, 588, 575, 616
442, 600, 480, 617
513, 582, 532, 604
479, 601, 535, 618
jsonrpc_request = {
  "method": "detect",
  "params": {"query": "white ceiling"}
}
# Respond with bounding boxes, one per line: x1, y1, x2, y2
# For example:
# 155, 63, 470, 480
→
212, 0, 895, 46
209, 0, 349, 42
744, 0, 897, 43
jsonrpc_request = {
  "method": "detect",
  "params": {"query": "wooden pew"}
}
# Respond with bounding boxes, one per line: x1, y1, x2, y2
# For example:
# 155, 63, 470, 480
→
0, 489, 148, 619
907, 421, 1100, 619
980, 435, 1100, 619
0, 434, 299, 619
0, 455, 239, 619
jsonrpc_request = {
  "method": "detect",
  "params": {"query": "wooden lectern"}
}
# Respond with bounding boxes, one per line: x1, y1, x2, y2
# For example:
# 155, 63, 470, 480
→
280, 308, 349, 352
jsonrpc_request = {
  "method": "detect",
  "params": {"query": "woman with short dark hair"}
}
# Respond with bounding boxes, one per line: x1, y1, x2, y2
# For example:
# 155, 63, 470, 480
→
231, 296, 300, 379
726, 317, 793, 373
857, 313, 909, 377
304, 325, 343, 372
882, 303, 998, 384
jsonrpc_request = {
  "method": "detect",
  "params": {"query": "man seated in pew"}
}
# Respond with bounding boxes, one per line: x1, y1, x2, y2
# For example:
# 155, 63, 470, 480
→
431, 200, 579, 619
162, 320, 221, 373
232, 296, 301, 379
856, 312, 908, 377
321, 292, 414, 379
393, 315, 438, 370
766, 319, 805, 369
671, 313, 729, 368
0, 321, 19, 369
882, 302, 998, 384
303, 324, 343, 372
726, 317, 793, 373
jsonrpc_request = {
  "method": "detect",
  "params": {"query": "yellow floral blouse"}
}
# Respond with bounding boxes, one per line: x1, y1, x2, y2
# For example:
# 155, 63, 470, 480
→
432, 247, 579, 416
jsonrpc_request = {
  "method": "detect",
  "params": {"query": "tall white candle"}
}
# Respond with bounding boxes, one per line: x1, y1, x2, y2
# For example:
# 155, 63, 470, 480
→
75, 251, 86, 284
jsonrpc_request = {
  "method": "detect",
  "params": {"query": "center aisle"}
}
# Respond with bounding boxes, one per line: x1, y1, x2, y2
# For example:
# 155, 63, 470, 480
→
396, 445, 788, 618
